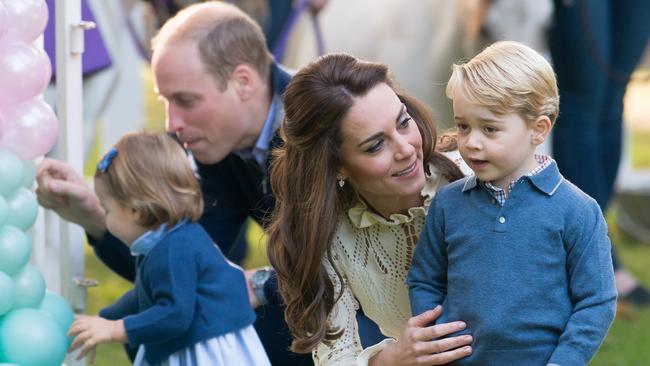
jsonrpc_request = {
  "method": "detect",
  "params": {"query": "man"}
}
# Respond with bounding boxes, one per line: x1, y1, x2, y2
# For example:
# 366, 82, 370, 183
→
37, 2, 306, 364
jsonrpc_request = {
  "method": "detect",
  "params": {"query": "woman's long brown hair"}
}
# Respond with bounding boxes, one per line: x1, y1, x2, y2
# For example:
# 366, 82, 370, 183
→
267, 53, 463, 353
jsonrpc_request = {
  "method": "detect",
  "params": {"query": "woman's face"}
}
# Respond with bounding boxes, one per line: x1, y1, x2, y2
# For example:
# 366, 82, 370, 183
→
338, 83, 425, 209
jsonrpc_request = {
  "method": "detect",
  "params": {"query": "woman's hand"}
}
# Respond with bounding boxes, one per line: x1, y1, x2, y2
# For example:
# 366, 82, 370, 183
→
370, 306, 472, 366
68, 316, 127, 363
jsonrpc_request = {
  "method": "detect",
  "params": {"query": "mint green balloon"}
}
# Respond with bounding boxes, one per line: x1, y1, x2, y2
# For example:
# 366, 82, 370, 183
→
12, 264, 45, 309
6, 188, 38, 230
0, 196, 8, 228
0, 149, 24, 199
0, 272, 14, 316
0, 226, 31, 276
38, 291, 74, 344
0, 309, 68, 366
21, 160, 37, 188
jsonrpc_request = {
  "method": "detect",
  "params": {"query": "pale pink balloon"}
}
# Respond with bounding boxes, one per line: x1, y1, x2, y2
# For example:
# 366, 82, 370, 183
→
1, 0, 49, 43
0, 2, 8, 41
0, 42, 52, 106
0, 111, 5, 141
0, 98, 59, 160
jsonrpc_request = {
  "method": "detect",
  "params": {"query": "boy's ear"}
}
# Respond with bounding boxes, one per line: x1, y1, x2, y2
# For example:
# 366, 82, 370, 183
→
530, 116, 552, 146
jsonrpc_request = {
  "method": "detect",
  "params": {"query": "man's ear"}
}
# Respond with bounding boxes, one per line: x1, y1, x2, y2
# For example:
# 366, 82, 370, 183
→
229, 64, 256, 101
531, 116, 552, 146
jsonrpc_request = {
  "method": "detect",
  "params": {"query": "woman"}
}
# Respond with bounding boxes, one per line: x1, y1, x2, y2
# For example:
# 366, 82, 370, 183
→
267, 53, 473, 365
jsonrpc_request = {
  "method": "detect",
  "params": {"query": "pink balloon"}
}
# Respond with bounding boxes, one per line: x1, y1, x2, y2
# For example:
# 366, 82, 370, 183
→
0, 98, 59, 160
0, 2, 8, 41
0, 42, 52, 106
0, 111, 5, 141
0, 0, 49, 43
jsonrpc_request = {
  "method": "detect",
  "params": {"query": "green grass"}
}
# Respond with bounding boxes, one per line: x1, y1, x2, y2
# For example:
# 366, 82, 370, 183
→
83, 246, 131, 365
591, 210, 650, 365
631, 130, 650, 169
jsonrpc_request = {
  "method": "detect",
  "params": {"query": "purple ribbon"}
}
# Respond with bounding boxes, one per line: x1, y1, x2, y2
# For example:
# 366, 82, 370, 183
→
44, 0, 112, 77
272, 0, 325, 61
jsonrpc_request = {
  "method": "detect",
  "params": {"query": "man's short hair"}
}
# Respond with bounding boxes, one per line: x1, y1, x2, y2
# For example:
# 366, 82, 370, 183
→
151, 1, 273, 90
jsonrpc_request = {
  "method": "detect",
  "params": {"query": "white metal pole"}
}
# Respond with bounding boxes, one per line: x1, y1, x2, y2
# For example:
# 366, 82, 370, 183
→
54, 1, 93, 364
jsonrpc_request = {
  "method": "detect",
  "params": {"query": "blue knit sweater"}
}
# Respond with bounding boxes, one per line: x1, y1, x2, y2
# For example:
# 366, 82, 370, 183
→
99, 222, 256, 364
407, 162, 616, 366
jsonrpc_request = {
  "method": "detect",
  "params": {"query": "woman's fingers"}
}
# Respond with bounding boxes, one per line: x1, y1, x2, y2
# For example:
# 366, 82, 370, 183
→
418, 319, 467, 341
407, 306, 443, 328
420, 345, 473, 365
421, 334, 473, 354
401, 308, 473, 365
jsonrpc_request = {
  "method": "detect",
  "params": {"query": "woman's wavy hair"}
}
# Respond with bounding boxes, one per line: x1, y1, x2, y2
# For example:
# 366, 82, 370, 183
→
267, 53, 462, 353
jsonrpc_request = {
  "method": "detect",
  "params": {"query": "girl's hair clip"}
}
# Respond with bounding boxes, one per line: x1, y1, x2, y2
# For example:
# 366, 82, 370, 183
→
97, 147, 118, 172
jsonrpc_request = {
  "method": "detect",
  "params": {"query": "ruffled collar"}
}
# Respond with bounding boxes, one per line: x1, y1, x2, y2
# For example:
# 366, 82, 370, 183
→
347, 165, 442, 228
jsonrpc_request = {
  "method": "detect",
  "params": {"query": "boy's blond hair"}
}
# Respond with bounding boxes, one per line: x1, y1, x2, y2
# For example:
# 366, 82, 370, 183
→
151, 1, 272, 91
95, 132, 203, 228
446, 41, 559, 123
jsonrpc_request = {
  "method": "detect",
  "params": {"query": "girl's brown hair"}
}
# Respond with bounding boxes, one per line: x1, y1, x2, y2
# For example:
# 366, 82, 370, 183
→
267, 53, 462, 353
95, 131, 203, 228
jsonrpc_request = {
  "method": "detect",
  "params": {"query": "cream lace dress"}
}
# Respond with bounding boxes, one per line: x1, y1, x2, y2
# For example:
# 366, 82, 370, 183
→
313, 166, 449, 366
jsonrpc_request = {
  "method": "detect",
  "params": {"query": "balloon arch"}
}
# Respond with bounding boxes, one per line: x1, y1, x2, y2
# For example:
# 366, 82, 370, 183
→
1, 1, 79, 365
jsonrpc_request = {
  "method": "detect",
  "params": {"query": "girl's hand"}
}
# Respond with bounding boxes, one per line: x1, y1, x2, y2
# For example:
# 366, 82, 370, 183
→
68, 316, 127, 362
370, 306, 473, 366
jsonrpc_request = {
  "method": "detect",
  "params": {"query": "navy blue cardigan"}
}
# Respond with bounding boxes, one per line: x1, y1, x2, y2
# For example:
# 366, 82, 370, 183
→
99, 222, 256, 364
88, 63, 290, 305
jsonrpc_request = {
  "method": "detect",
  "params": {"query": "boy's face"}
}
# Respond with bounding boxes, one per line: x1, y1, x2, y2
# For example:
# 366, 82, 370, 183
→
452, 89, 541, 190
95, 179, 148, 246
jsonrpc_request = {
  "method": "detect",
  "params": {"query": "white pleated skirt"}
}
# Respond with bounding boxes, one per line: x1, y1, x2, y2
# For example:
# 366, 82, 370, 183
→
133, 325, 271, 366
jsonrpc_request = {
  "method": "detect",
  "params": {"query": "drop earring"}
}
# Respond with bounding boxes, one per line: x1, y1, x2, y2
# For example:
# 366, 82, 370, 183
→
338, 177, 345, 188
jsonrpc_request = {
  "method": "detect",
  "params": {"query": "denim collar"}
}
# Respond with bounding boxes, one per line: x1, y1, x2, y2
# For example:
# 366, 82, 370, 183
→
251, 95, 281, 167
271, 62, 293, 95
130, 219, 188, 256
232, 62, 291, 167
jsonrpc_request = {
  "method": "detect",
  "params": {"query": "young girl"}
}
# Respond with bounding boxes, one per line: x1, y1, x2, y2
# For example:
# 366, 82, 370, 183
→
68, 132, 270, 366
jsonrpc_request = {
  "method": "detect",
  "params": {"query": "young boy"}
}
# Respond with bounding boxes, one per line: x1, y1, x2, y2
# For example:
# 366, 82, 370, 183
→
407, 41, 617, 365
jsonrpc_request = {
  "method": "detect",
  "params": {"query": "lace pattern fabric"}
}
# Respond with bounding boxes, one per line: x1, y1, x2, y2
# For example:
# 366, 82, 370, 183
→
313, 166, 447, 365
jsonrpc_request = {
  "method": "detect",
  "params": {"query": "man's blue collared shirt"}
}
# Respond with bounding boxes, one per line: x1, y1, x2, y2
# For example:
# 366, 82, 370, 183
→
234, 95, 280, 168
